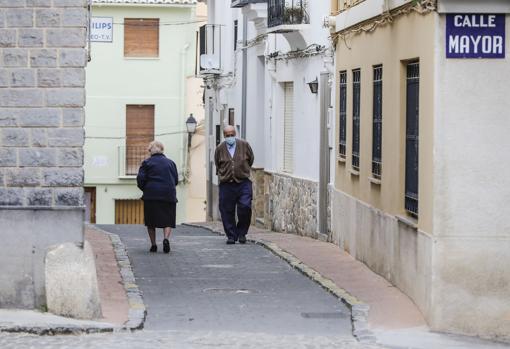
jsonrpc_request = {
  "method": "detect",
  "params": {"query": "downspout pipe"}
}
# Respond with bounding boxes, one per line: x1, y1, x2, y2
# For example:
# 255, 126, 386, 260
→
241, 13, 248, 139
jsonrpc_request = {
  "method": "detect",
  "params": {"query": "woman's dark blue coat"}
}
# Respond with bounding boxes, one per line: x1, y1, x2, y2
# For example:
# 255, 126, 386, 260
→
137, 153, 179, 203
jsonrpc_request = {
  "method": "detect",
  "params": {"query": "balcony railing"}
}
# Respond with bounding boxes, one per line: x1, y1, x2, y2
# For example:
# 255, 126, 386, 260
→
118, 146, 148, 177
231, 0, 266, 8
268, 0, 309, 28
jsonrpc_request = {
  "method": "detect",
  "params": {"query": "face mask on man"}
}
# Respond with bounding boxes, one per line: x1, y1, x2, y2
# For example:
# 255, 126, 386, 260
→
225, 136, 236, 146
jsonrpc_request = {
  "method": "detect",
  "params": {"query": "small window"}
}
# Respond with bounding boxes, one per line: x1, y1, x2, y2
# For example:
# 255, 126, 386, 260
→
352, 69, 361, 171
405, 61, 420, 217
124, 18, 159, 57
372, 65, 383, 179
339, 71, 347, 157
233, 20, 238, 51
228, 108, 235, 126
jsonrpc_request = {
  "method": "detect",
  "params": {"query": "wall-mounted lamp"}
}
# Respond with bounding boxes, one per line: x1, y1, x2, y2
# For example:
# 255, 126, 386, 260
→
186, 114, 197, 148
307, 78, 319, 94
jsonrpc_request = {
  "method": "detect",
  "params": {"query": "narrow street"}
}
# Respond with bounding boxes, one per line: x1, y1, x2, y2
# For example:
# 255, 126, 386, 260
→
0, 225, 380, 349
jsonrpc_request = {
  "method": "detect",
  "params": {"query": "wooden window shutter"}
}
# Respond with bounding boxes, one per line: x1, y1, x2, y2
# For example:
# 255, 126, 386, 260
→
126, 105, 155, 175
124, 18, 159, 57
283, 82, 294, 173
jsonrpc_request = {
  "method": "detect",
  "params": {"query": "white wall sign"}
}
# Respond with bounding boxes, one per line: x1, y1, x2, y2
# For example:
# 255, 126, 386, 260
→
90, 17, 113, 43
92, 156, 109, 167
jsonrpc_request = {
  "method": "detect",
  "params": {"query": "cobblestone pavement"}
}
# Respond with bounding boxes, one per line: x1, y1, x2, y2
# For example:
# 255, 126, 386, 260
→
0, 225, 385, 348
0, 330, 382, 349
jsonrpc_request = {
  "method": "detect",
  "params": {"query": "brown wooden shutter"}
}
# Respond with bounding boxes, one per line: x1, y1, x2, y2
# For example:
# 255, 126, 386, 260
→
126, 105, 154, 175
115, 200, 145, 224
124, 18, 159, 57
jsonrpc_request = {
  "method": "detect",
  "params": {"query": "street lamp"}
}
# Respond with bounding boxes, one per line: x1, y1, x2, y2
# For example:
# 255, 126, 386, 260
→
186, 114, 197, 148
307, 78, 319, 94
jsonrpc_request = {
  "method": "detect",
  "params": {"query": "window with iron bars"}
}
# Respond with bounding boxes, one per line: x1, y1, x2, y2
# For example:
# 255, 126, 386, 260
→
339, 71, 347, 157
405, 62, 419, 217
372, 65, 383, 179
352, 69, 361, 171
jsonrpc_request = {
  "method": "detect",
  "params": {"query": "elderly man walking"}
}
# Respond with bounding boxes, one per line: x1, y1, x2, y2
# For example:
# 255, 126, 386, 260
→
214, 126, 255, 244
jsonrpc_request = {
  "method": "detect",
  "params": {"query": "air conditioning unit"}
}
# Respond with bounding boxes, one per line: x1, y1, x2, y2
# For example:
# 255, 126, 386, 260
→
198, 24, 222, 74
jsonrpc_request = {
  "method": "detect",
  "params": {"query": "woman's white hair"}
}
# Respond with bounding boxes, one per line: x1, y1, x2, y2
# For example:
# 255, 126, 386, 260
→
148, 140, 164, 155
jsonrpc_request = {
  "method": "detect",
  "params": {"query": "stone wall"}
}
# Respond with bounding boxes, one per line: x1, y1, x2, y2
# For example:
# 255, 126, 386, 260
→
264, 172, 319, 238
0, 0, 92, 310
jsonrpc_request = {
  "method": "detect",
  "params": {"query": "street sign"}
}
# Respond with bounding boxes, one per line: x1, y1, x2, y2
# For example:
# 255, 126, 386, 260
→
446, 14, 505, 59
90, 17, 113, 43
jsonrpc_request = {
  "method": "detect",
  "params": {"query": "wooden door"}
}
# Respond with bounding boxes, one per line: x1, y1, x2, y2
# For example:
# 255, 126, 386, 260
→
115, 199, 145, 224
84, 187, 96, 223
126, 105, 154, 175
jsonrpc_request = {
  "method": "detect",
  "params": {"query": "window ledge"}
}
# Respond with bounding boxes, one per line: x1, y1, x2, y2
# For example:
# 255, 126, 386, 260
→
396, 214, 418, 229
124, 57, 160, 60
118, 175, 136, 180
368, 176, 381, 185
349, 168, 360, 176
338, 156, 346, 163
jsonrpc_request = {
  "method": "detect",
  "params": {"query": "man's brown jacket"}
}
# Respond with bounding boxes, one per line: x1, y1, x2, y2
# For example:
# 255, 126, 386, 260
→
214, 139, 254, 183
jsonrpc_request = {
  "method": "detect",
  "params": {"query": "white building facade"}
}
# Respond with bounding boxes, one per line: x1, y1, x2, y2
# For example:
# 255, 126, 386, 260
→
201, 0, 336, 238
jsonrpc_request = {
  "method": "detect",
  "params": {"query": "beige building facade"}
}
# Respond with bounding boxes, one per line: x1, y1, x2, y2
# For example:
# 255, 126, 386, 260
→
331, 0, 510, 341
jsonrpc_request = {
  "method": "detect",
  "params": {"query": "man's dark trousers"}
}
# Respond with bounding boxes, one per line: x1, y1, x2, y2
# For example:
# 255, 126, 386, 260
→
219, 179, 252, 241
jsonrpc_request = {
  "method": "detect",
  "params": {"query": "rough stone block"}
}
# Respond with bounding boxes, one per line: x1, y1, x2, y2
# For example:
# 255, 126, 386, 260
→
62, 108, 84, 126
5, 168, 41, 187
46, 28, 86, 48
11, 69, 36, 87
1, 128, 29, 146
35, 9, 61, 27
53, 0, 87, 7
0, 69, 9, 87
26, 188, 52, 206
17, 108, 61, 127
0, 89, 44, 107
57, 148, 83, 166
5, 9, 33, 28
0, 29, 17, 48
46, 241, 102, 320
31, 128, 47, 147
3, 48, 28, 67
0, 188, 23, 205
27, 0, 52, 7
19, 148, 56, 167
62, 68, 84, 87
46, 88, 84, 107
30, 49, 57, 67
54, 187, 83, 206
62, 8, 87, 27
0, 109, 17, 126
18, 29, 44, 48
38, 68, 61, 87
47, 128, 84, 146
43, 168, 83, 186
0, 148, 17, 166
59, 48, 86, 67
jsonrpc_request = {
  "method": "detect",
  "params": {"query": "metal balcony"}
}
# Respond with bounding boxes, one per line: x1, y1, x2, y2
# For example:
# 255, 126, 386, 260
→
198, 24, 222, 75
268, 0, 309, 31
231, 0, 266, 8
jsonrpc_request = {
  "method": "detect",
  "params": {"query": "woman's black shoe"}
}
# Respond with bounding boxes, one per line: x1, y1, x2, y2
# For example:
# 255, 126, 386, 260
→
163, 239, 171, 253
149, 245, 157, 253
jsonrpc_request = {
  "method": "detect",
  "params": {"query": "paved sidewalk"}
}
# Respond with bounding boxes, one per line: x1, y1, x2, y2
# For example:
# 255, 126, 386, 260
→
192, 221, 510, 349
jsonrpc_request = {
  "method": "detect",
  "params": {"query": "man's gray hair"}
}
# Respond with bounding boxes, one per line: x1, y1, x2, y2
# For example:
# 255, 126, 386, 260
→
223, 125, 236, 134
148, 140, 164, 155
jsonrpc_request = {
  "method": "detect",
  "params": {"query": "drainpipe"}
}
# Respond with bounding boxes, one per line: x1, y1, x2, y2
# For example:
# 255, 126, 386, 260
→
241, 13, 248, 139
180, 43, 190, 182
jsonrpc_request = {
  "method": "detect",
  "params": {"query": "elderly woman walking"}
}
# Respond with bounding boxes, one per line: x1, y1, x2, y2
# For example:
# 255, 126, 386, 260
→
137, 141, 179, 253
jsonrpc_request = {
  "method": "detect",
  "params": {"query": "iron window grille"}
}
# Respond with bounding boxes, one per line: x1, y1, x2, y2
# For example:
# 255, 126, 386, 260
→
268, 0, 309, 28
372, 65, 383, 179
405, 62, 420, 217
352, 69, 361, 171
339, 71, 347, 157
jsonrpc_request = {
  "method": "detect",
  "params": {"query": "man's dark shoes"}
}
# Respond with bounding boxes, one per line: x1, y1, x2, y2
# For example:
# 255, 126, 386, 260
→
163, 239, 171, 253
226, 238, 236, 245
238, 236, 247, 244
149, 245, 157, 253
